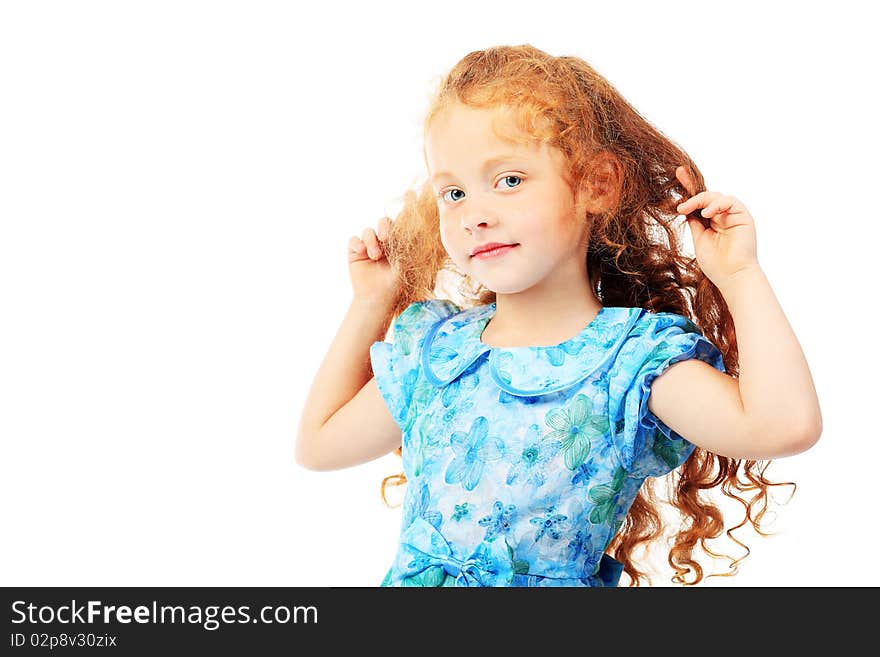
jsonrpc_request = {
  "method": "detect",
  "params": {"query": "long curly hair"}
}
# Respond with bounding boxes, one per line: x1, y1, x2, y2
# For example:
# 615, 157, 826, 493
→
374, 44, 795, 586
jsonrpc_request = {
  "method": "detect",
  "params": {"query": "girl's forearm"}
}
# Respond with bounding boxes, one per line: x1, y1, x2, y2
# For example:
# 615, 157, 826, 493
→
716, 265, 822, 444
296, 296, 394, 442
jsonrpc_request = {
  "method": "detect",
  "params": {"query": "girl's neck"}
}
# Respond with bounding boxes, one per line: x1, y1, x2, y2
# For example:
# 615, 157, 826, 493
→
481, 289, 604, 349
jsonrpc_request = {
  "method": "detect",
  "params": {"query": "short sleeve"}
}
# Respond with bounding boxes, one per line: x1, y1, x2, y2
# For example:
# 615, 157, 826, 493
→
607, 311, 727, 479
369, 299, 461, 429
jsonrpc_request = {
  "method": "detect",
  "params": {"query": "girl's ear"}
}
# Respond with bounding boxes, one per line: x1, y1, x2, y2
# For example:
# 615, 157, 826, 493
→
580, 151, 622, 214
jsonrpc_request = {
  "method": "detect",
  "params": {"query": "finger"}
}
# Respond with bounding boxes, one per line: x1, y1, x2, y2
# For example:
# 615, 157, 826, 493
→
348, 237, 369, 262
370, 229, 384, 259
687, 216, 707, 242
361, 227, 381, 259
348, 236, 368, 260
676, 165, 697, 196
677, 191, 722, 215
700, 195, 735, 218
378, 216, 392, 242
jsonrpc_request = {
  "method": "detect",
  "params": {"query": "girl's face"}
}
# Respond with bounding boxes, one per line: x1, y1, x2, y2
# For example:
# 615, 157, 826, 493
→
425, 103, 588, 296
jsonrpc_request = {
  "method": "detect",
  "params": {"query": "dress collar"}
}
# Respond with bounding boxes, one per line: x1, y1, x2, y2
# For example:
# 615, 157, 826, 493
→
420, 302, 643, 396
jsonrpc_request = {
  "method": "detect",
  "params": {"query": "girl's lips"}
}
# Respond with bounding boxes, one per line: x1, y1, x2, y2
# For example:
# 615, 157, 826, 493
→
472, 244, 518, 259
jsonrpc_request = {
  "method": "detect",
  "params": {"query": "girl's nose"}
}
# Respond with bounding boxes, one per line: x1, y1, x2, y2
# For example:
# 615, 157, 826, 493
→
461, 208, 495, 232
462, 218, 491, 232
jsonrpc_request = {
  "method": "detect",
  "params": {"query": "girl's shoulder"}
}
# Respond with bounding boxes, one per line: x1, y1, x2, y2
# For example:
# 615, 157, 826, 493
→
396, 298, 462, 328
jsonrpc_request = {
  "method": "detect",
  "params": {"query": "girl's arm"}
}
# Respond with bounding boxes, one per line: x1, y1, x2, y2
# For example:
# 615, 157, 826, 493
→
295, 296, 402, 470
648, 264, 822, 459
719, 264, 822, 442
651, 169, 822, 459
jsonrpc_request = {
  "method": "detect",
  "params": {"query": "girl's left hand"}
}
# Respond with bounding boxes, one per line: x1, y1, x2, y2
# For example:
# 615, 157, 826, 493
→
674, 165, 760, 287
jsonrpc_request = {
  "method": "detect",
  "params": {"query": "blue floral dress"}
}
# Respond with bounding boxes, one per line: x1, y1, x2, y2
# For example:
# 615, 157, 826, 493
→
369, 299, 726, 587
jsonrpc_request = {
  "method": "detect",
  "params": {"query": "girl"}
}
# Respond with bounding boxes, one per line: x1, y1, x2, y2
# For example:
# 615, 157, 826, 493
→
295, 44, 822, 587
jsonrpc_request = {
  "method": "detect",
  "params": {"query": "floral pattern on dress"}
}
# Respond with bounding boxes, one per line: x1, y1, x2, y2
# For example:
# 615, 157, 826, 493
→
370, 298, 726, 586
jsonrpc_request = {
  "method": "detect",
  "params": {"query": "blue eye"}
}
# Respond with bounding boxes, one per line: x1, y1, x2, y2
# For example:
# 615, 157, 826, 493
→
439, 175, 523, 204
441, 189, 465, 203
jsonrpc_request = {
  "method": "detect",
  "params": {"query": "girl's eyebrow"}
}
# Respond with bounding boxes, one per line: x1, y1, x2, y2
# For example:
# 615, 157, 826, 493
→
430, 154, 525, 183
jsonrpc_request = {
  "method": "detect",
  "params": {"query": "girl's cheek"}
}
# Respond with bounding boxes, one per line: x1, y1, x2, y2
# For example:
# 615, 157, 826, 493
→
439, 226, 454, 256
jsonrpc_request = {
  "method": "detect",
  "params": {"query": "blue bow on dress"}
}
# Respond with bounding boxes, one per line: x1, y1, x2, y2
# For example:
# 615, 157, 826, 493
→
391, 517, 515, 587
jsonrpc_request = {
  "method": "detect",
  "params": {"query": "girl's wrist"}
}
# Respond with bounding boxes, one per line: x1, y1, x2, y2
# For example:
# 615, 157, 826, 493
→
351, 292, 397, 313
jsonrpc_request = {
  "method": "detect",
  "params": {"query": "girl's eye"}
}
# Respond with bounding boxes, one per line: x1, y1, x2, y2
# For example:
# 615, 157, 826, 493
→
498, 175, 523, 190
440, 189, 465, 203
438, 175, 523, 204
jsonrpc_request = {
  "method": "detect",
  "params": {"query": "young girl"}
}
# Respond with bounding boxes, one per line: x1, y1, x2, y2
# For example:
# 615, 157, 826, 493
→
296, 44, 822, 587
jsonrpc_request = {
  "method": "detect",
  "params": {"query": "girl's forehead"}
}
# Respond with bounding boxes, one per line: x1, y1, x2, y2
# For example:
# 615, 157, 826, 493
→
426, 105, 541, 167
430, 103, 524, 142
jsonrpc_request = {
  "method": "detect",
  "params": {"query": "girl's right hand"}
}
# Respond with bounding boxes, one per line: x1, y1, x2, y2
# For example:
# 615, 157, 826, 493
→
347, 216, 399, 305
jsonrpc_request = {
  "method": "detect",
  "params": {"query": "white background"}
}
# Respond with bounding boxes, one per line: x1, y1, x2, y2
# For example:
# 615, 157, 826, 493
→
1, 0, 876, 587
